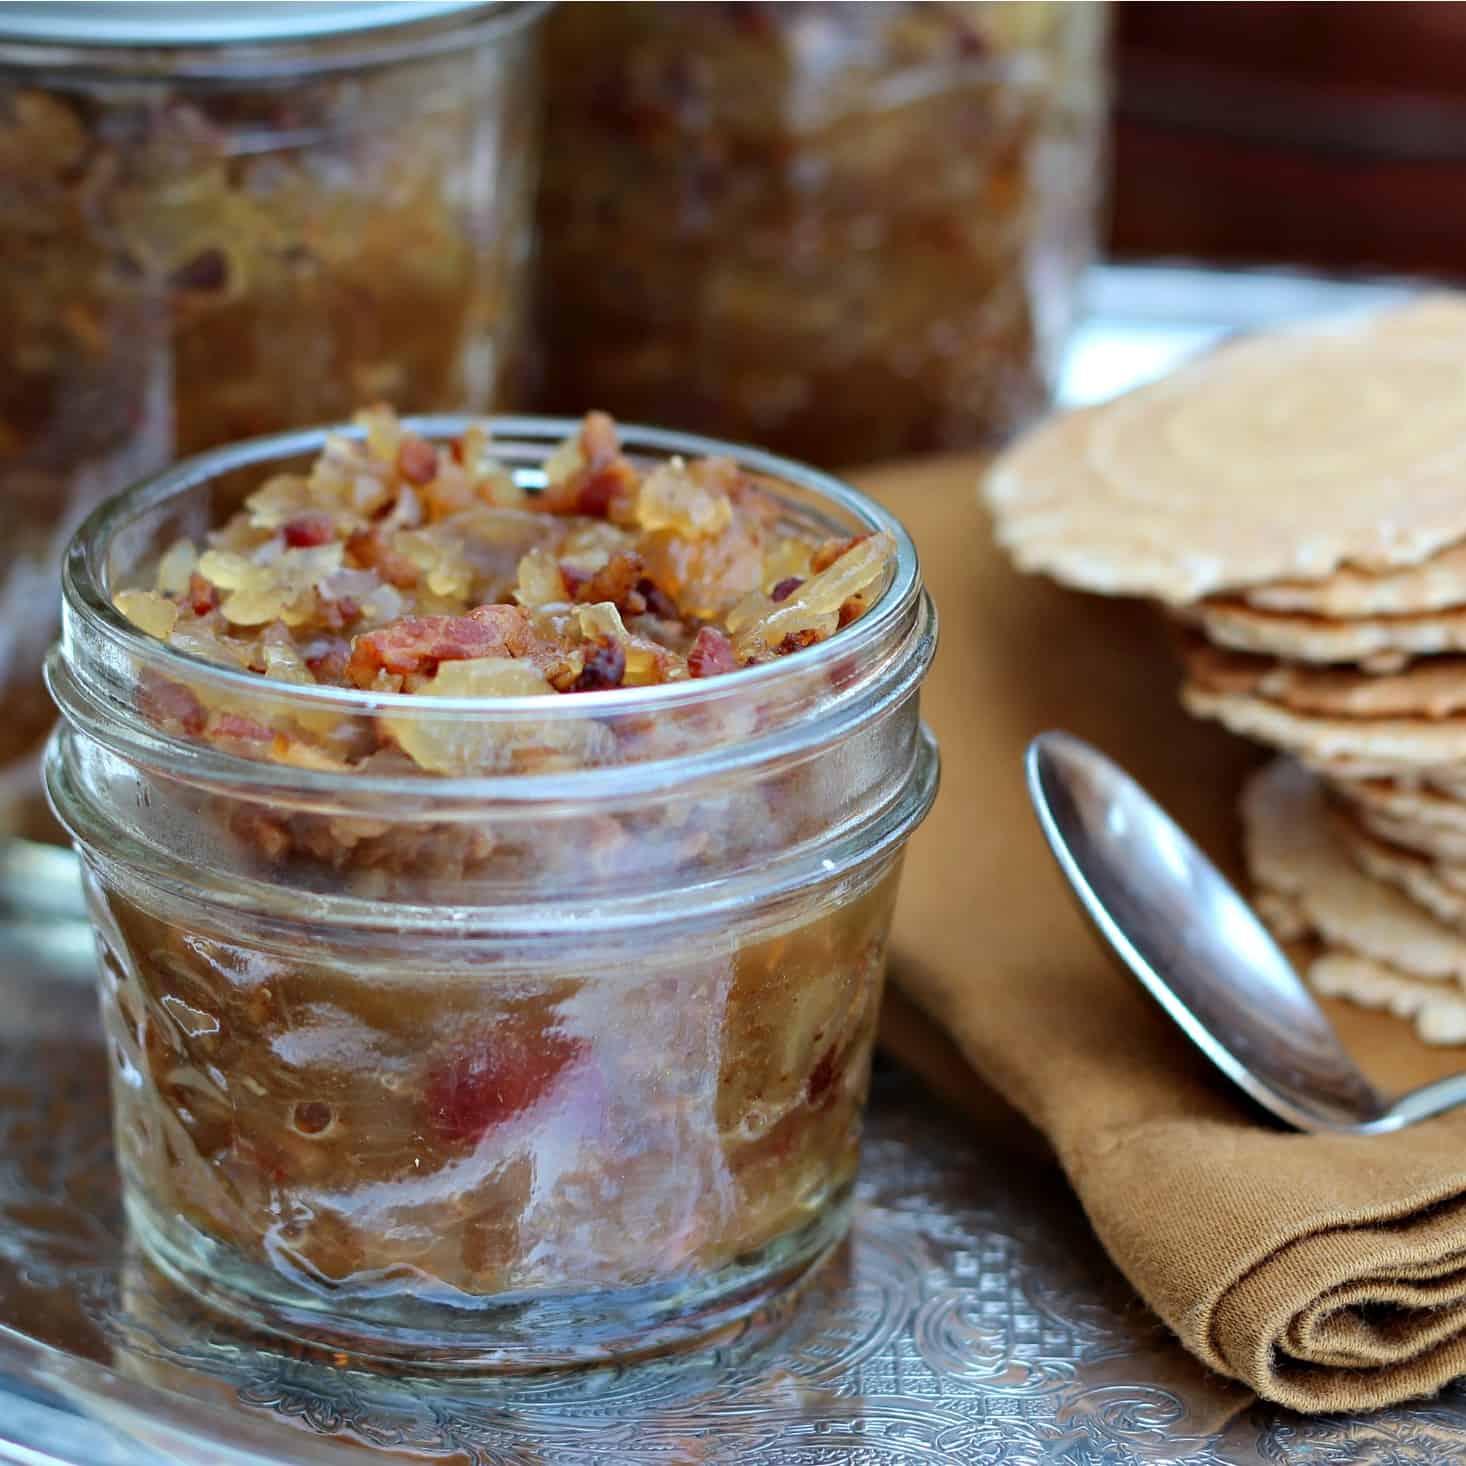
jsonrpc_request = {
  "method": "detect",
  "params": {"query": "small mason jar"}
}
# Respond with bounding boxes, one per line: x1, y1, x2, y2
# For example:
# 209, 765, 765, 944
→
45, 416, 938, 1367
0, 2, 544, 832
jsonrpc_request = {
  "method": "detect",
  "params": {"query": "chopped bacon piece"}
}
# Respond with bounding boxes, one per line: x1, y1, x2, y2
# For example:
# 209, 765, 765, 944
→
770, 576, 803, 603
688, 626, 737, 678
806, 1043, 843, 1108
282, 512, 334, 549
571, 638, 627, 692
576, 463, 637, 519
564, 551, 646, 612
346, 604, 535, 685
810, 534, 869, 574
167, 248, 228, 293
210, 711, 276, 744
580, 409, 619, 467
396, 435, 438, 486
775, 628, 822, 656
347, 527, 420, 589
635, 577, 679, 620
347, 619, 478, 685
559, 563, 592, 600
304, 638, 351, 682
542, 411, 640, 520
316, 596, 362, 634
232, 804, 292, 863
188, 572, 220, 616
468, 602, 541, 645
426, 1027, 583, 1145
139, 674, 206, 736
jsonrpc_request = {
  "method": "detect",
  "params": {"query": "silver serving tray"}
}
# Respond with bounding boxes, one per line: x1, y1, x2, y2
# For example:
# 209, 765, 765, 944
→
7, 922, 1466, 1464
7, 265, 1458, 1465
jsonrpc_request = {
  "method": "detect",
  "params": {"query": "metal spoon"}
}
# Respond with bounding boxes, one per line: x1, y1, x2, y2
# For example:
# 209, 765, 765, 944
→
1025, 730, 1466, 1135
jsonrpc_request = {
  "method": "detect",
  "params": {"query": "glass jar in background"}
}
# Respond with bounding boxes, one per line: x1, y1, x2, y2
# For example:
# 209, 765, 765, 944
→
531, 1, 1108, 470
0, 1, 545, 838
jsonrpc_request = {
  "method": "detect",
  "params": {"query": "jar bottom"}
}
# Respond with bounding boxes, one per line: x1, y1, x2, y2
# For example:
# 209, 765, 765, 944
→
123, 1187, 852, 1372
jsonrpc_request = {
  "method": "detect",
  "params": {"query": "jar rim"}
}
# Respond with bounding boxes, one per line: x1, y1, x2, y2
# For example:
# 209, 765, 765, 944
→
0, 2, 485, 45
0, 1, 548, 76
55, 414, 930, 804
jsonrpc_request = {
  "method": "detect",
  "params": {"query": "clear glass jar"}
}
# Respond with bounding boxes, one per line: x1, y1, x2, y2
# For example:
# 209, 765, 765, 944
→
45, 415, 939, 1367
531, 1, 1108, 469
0, 2, 545, 832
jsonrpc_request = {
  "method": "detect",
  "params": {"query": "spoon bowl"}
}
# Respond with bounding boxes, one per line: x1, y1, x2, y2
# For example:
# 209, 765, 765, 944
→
1026, 731, 1466, 1135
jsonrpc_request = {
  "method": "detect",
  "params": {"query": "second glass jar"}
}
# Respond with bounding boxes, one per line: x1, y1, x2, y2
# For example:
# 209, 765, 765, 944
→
532, 1, 1108, 468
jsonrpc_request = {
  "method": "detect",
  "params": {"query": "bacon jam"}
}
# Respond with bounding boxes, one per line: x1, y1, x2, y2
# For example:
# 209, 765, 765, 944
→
76, 406, 920, 1360
113, 406, 896, 775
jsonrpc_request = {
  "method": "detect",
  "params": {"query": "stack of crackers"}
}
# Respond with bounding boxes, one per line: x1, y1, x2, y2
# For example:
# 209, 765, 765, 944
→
985, 295, 1466, 1046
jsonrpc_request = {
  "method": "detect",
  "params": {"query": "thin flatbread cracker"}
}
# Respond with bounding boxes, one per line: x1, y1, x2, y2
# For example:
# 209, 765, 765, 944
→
1330, 775, 1466, 832
1341, 821, 1466, 932
1196, 599, 1466, 665
1245, 541, 1466, 617
1182, 637, 1466, 719
1347, 806, 1466, 865
1310, 953, 1466, 1046
1184, 683, 1466, 775
1241, 759, 1466, 982
985, 295, 1466, 604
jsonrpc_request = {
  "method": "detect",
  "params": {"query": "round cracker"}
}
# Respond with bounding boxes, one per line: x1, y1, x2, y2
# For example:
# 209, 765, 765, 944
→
1195, 599, 1466, 665
1328, 775, 1466, 832
1338, 821, 1466, 932
1427, 776, 1466, 803
1348, 805, 1466, 865
1245, 541, 1466, 617
1314, 756, 1466, 790
1183, 683, 1466, 774
1182, 637, 1466, 719
1310, 952, 1466, 1046
1241, 758, 1466, 981
1254, 885, 1310, 942
985, 294, 1466, 605
1332, 793, 1466, 874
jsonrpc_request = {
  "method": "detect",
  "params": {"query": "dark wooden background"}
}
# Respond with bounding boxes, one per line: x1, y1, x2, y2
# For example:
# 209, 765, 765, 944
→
1110, 2, 1466, 277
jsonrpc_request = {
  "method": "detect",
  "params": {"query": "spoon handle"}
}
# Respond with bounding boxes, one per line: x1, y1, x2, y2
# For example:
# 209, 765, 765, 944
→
1365, 1074, 1466, 1135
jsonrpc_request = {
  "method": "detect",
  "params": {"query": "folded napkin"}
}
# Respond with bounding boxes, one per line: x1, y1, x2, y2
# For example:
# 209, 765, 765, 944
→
855, 453, 1466, 1415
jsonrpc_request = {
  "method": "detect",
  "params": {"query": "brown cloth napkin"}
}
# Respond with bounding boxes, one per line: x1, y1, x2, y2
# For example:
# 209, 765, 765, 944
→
853, 453, 1466, 1415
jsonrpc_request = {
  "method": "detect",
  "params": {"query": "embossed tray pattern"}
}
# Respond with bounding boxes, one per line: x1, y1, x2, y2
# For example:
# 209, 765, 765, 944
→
6, 935, 1466, 1464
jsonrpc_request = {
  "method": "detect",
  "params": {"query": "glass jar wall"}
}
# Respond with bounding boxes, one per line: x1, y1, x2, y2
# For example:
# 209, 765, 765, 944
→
46, 414, 938, 1365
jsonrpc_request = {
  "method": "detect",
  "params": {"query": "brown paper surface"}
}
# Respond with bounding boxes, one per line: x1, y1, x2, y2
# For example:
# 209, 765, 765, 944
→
857, 453, 1466, 1412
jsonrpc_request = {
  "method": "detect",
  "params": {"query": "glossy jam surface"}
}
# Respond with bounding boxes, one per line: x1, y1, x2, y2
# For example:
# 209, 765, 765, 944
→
94, 865, 898, 1324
